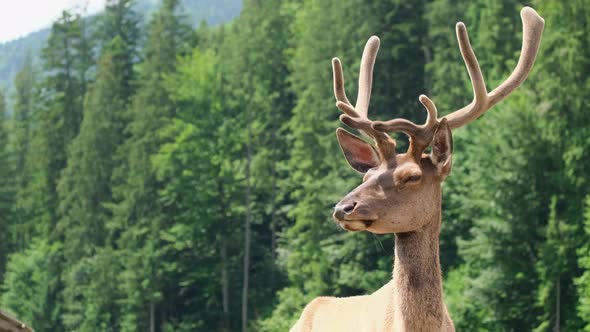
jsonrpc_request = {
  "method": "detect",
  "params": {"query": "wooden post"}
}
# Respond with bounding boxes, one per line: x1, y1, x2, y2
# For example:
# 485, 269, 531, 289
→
0, 310, 34, 332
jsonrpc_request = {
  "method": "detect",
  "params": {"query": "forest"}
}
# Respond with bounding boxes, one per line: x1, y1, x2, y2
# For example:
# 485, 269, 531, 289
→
0, 0, 242, 97
0, 0, 589, 331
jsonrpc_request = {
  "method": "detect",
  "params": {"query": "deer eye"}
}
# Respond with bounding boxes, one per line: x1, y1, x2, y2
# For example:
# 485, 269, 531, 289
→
402, 174, 422, 185
393, 163, 423, 187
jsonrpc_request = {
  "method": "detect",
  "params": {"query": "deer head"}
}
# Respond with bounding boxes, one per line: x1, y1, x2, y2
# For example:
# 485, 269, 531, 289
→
332, 7, 544, 234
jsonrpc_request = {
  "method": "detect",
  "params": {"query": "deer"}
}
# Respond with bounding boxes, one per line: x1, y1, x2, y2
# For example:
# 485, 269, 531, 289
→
290, 6, 544, 332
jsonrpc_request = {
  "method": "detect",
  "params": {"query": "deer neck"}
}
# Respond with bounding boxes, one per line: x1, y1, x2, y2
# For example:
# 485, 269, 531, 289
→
391, 201, 445, 330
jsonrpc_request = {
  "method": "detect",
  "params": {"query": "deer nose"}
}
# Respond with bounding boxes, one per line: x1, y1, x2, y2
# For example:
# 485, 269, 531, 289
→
333, 202, 357, 220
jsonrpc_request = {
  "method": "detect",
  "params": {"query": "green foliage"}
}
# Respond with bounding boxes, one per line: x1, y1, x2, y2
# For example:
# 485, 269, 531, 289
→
36, 10, 93, 235
109, 1, 194, 330
7, 53, 39, 251
56, 4, 141, 328
96, 0, 141, 100
577, 197, 590, 331
434, 1, 590, 330
156, 47, 239, 329
0, 239, 63, 331
1, 1, 590, 331
0, 0, 242, 99
535, 196, 579, 331
446, 93, 550, 330
259, 287, 308, 332
58, 38, 130, 264
1, 12, 94, 330
61, 247, 122, 332
283, 0, 391, 299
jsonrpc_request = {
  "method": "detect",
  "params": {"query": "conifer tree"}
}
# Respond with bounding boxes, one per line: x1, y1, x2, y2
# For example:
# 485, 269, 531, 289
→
214, 1, 298, 329
111, 1, 192, 330
8, 53, 39, 252
58, 37, 130, 265
369, 0, 428, 122
30, 10, 93, 236
1, 11, 94, 331
0, 239, 63, 331
57, 3, 141, 329
532, 1, 590, 330
59, 39, 135, 331
156, 46, 235, 331
96, 0, 140, 100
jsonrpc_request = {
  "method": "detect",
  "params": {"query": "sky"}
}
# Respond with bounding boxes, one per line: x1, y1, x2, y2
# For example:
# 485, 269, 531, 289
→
0, 0, 107, 43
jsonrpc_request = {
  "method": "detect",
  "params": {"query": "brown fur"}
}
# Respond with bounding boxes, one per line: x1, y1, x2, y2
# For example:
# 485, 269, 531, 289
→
290, 148, 454, 332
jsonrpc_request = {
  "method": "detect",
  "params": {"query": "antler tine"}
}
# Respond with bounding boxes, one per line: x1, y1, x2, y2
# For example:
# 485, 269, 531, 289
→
372, 95, 439, 158
356, 36, 380, 117
332, 58, 353, 112
444, 6, 545, 129
332, 37, 385, 139
455, 21, 488, 114
332, 36, 380, 119
488, 7, 544, 104
333, 37, 396, 158
332, 60, 369, 132
373, 95, 438, 133
420, 94, 438, 128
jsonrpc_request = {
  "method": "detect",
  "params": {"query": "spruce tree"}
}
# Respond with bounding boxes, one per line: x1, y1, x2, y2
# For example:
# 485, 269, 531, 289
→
31, 10, 93, 236
57, 3, 141, 329
155, 46, 234, 331
532, 1, 590, 330
58, 39, 134, 331
8, 53, 39, 252
214, 1, 299, 329
96, 0, 140, 100
111, 1, 192, 330
0, 239, 63, 331
1, 11, 93, 331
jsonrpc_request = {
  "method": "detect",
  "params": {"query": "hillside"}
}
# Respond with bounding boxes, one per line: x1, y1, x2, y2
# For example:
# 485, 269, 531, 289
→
0, 0, 242, 98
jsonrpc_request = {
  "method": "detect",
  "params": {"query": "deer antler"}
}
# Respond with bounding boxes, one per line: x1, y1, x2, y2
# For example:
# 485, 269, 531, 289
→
372, 94, 440, 160
372, 6, 544, 157
444, 6, 545, 129
333, 36, 396, 157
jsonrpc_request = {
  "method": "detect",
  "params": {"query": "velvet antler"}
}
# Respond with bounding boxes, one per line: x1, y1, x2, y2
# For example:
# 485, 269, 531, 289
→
371, 7, 544, 159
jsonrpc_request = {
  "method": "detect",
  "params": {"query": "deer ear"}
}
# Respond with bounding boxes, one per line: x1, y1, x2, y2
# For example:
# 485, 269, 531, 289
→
336, 128, 380, 173
431, 118, 452, 178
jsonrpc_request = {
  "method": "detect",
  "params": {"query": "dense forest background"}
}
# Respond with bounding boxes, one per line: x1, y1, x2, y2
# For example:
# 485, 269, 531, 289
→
0, 0, 589, 331
0, 0, 242, 99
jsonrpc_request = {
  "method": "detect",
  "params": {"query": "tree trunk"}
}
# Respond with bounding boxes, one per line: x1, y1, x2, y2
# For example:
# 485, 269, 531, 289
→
554, 277, 560, 332
270, 114, 278, 263
221, 236, 230, 331
149, 301, 155, 332
242, 107, 253, 332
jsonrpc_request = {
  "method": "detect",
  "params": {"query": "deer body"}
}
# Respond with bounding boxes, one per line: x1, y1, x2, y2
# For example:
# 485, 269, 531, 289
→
291, 6, 544, 332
